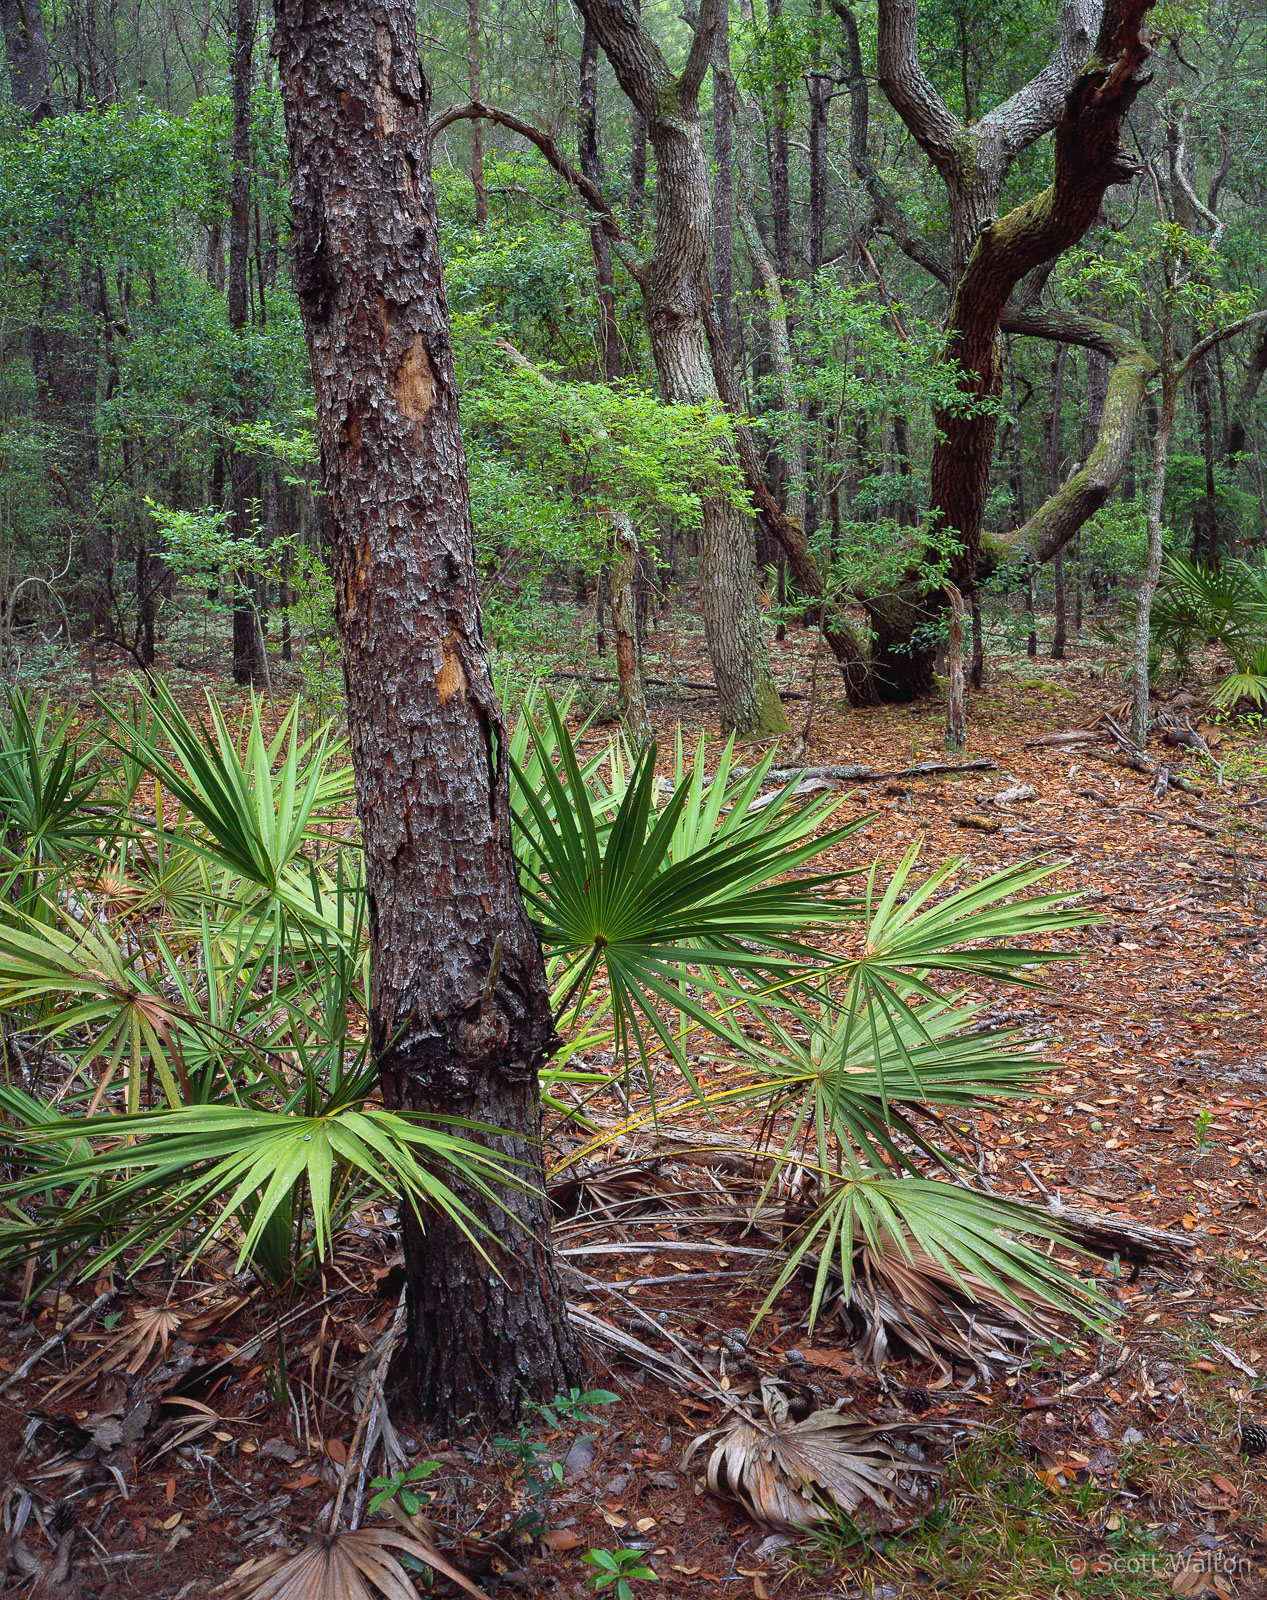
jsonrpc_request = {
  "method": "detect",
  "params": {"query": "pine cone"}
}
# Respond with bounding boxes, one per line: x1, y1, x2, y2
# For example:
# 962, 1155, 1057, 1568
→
1239, 1419, 1267, 1457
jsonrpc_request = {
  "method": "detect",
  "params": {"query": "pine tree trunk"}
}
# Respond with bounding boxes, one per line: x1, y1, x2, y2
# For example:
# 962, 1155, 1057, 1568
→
274, 0, 580, 1427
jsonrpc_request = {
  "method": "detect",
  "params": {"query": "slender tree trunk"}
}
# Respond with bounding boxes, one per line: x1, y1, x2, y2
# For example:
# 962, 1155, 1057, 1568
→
1226, 324, 1267, 470
468, 0, 488, 225
969, 594, 984, 687
1132, 372, 1175, 746
712, 16, 737, 357
1025, 570, 1037, 658
944, 582, 966, 749
807, 67, 830, 279
274, 0, 580, 1427
1048, 343, 1068, 659
578, 24, 621, 379
577, 0, 787, 736
1191, 347, 1220, 565
768, 0, 791, 283
609, 512, 651, 746
627, 0, 646, 230
228, 0, 265, 687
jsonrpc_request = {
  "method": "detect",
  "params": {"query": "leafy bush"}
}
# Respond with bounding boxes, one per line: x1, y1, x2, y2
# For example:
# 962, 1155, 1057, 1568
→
1152, 553, 1267, 710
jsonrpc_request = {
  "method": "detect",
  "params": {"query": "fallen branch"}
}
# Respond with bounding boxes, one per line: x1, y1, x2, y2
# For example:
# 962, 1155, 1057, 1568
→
1025, 731, 1102, 747
1143, 809, 1221, 837
0, 1291, 111, 1397
1054, 1343, 1135, 1399
1046, 1199, 1194, 1267
548, 669, 808, 700
763, 758, 997, 783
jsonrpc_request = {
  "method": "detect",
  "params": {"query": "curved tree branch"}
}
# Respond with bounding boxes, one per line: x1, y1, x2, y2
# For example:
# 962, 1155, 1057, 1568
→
428, 101, 647, 288
999, 306, 1156, 563
875, 0, 961, 178
928, 0, 1156, 588
1179, 307, 1267, 379
976, 0, 1100, 161
833, 1, 949, 285
679, 0, 721, 101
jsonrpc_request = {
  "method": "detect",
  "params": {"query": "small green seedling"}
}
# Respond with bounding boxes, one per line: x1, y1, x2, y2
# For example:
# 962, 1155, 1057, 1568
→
583, 1547, 659, 1599
495, 1388, 619, 1535
368, 1460, 441, 1516
1194, 1107, 1214, 1150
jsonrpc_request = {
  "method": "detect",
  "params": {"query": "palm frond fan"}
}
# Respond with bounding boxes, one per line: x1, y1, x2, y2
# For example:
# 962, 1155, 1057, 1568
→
836, 1223, 1059, 1382
213, 1524, 486, 1600
685, 1379, 931, 1531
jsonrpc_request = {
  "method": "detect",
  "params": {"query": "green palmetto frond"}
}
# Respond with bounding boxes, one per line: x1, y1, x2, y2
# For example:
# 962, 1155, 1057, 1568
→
0, 690, 114, 905
1152, 552, 1267, 670
756, 1172, 1108, 1335
1210, 642, 1267, 711
812, 846, 1092, 1121
510, 698, 863, 1083
0, 909, 196, 1112
737, 995, 1047, 1178
104, 681, 354, 948
0, 1100, 522, 1284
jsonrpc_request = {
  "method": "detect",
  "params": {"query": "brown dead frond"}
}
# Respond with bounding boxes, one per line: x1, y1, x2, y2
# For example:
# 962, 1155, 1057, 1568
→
213, 1526, 487, 1600
835, 1231, 1057, 1383
686, 1379, 928, 1530
45, 1292, 249, 1402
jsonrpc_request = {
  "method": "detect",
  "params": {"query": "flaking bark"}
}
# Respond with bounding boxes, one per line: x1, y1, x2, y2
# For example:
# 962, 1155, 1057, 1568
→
273, 0, 580, 1426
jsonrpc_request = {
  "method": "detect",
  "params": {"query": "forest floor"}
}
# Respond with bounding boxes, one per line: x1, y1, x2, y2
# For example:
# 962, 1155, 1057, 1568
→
3, 623, 1267, 1600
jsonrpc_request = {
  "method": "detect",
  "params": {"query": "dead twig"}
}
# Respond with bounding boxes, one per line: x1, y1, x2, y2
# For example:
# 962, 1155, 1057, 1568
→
0, 1292, 111, 1398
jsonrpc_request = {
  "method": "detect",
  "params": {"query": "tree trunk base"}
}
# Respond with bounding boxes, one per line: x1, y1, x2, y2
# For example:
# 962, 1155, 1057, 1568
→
384, 1074, 583, 1431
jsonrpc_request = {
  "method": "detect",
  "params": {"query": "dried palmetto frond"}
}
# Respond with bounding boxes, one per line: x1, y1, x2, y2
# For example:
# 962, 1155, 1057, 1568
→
213, 1526, 487, 1600
836, 1229, 1059, 1383
44, 1292, 249, 1402
686, 1380, 927, 1530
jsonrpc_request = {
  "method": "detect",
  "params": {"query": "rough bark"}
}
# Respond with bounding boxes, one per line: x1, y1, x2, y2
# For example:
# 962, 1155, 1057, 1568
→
627, 0, 647, 231
273, 0, 580, 1427
712, 15, 737, 356
578, 24, 621, 380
